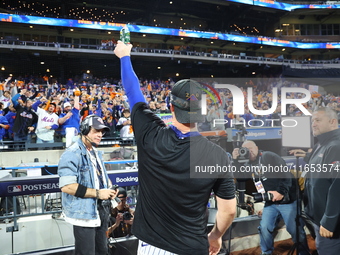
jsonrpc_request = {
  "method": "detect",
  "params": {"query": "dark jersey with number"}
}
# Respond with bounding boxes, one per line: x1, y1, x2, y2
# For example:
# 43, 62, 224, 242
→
131, 102, 235, 255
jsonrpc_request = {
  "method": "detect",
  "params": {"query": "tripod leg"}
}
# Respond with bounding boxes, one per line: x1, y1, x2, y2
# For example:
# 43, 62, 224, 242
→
287, 157, 311, 255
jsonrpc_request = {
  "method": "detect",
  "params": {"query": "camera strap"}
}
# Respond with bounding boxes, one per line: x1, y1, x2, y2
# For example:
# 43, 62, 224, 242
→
250, 156, 263, 179
252, 156, 266, 193
254, 179, 265, 193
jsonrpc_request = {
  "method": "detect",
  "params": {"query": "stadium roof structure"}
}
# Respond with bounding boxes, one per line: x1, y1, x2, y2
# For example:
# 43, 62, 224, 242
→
0, 0, 340, 80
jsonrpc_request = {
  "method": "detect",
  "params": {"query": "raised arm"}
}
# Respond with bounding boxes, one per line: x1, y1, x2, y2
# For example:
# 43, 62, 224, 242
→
11, 93, 21, 108
114, 41, 146, 110
3, 77, 11, 91
73, 88, 80, 110
32, 97, 48, 112
12, 89, 27, 108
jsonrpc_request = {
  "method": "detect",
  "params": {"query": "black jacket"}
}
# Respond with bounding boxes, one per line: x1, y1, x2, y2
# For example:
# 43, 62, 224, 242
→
234, 150, 297, 205
304, 128, 340, 233
13, 105, 38, 135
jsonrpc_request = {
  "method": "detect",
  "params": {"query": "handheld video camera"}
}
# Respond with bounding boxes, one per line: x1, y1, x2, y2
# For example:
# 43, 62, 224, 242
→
252, 192, 273, 203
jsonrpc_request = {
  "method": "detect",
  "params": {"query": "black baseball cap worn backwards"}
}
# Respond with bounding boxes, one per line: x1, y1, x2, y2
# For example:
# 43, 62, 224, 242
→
170, 79, 205, 124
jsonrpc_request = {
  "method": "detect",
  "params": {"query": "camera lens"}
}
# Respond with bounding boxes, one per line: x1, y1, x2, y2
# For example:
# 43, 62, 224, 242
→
238, 147, 249, 159
252, 192, 273, 203
252, 192, 263, 203
239, 148, 247, 155
123, 212, 132, 220
262, 193, 268, 201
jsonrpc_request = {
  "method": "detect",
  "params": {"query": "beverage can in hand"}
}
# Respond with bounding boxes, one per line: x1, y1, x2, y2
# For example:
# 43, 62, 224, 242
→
120, 25, 130, 44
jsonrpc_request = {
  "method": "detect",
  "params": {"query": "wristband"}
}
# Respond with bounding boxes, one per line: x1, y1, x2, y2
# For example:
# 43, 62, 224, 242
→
96, 189, 100, 199
74, 184, 87, 198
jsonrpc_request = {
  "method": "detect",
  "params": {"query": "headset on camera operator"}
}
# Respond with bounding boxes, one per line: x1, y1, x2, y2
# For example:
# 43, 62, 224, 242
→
58, 115, 118, 255
232, 140, 309, 255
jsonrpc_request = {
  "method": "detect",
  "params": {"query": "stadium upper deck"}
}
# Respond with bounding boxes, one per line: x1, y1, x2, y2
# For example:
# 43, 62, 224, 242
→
0, 0, 339, 79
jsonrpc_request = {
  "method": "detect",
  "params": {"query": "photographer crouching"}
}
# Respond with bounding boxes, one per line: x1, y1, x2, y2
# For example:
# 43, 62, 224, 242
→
107, 187, 134, 239
232, 140, 309, 255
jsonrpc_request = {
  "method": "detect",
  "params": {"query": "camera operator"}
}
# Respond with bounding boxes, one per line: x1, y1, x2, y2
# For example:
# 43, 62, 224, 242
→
232, 140, 309, 255
107, 187, 134, 238
58, 115, 117, 255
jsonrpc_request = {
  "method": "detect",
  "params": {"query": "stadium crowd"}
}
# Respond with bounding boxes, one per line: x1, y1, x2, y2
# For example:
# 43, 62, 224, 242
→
0, 75, 339, 148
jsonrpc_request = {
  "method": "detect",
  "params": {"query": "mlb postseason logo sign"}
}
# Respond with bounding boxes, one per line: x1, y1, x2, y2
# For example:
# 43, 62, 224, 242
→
7, 182, 59, 194
7, 185, 22, 193
1, 178, 60, 196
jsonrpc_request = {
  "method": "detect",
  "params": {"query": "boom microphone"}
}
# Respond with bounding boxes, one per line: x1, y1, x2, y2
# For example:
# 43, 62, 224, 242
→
85, 135, 98, 147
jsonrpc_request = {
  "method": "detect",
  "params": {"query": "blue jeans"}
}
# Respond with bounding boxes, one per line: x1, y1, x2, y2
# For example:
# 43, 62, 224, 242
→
259, 200, 309, 255
312, 222, 340, 255
13, 132, 32, 150
14, 132, 29, 142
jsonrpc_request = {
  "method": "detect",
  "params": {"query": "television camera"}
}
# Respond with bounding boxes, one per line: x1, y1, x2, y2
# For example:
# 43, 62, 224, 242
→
232, 124, 249, 163
232, 124, 254, 214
